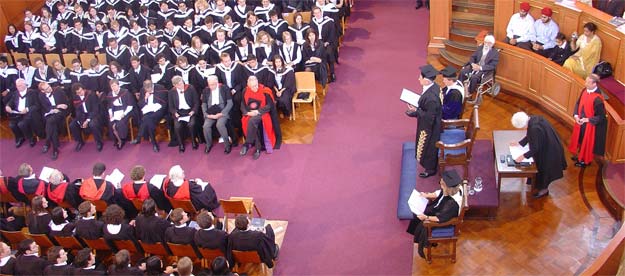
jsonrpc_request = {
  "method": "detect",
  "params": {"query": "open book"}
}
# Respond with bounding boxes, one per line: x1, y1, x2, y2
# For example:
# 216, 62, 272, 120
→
407, 189, 429, 215
39, 167, 55, 182
400, 88, 421, 107
509, 144, 534, 163
149, 174, 167, 189
105, 169, 125, 189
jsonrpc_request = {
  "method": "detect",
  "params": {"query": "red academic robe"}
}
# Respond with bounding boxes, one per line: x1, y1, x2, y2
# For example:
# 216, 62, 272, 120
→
568, 90, 605, 163
241, 84, 277, 148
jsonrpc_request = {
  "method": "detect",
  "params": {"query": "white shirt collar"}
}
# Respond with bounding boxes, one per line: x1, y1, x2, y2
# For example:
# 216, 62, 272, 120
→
422, 82, 434, 92
587, 86, 598, 93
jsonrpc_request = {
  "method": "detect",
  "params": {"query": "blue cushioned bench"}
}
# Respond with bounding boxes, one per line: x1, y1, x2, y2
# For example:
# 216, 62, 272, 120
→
397, 142, 417, 220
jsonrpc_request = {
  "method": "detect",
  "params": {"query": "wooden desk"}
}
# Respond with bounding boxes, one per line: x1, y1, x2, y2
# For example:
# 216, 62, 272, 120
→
493, 130, 538, 199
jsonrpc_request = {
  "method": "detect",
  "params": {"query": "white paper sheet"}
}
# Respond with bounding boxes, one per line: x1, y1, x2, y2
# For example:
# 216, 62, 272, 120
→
105, 168, 125, 189
112, 110, 124, 121
408, 189, 429, 215
195, 178, 209, 190
149, 174, 167, 189
150, 73, 162, 83
400, 88, 421, 107
39, 167, 55, 182
142, 103, 162, 114
509, 144, 534, 163
178, 115, 191, 122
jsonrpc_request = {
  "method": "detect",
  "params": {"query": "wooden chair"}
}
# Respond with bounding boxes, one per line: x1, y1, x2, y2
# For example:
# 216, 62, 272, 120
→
301, 11, 312, 23
436, 105, 480, 179
44, 53, 61, 67
96, 53, 107, 65
292, 71, 319, 121
0, 230, 28, 249
198, 247, 224, 268
423, 181, 469, 264
130, 198, 144, 212
2, 53, 14, 65
283, 13, 295, 25
53, 235, 84, 251
231, 250, 273, 275
166, 242, 201, 261
90, 200, 109, 213
79, 53, 96, 69
0, 190, 22, 215
24, 233, 56, 254
11, 53, 28, 64
113, 239, 142, 254
28, 53, 44, 66
168, 198, 198, 217
83, 237, 112, 251
139, 241, 170, 257
62, 53, 79, 68
220, 197, 261, 232
157, 118, 172, 142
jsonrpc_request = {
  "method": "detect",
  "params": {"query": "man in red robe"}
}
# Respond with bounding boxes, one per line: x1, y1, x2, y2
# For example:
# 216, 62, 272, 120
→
121, 165, 171, 212
79, 163, 116, 204
162, 165, 219, 212
568, 74, 607, 168
239, 76, 281, 160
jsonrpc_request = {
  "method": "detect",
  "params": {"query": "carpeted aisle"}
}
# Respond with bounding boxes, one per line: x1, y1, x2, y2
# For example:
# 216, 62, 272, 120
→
0, 1, 427, 274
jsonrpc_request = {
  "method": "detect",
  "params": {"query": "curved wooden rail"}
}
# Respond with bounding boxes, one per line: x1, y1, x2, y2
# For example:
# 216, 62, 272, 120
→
580, 222, 625, 275
494, 41, 625, 163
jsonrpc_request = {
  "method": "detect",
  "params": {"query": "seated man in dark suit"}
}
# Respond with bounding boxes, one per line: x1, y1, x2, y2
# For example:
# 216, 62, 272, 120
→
72, 248, 106, 275
5, 78, 38, 148
458, 34, 499, 95
0, 242, 16, 275
194, 210, 227, 253
79, 162, 116, 204
43, 246, 72, 275
75, 201, 105, 240
15, 239, 48, 276
202, 75, 234, 154
168, 75, 199, 153
70, 83, 104, 152
130, 79, 168, 152
227, 215, 279, 269
164, 208, 197, 245
37, 81, 69, 160
162, 165, 220, 212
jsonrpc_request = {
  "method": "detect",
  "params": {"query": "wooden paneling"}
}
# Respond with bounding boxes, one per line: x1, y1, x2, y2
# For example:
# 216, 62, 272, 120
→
493, 0, 625, 84
0, 0, 45, 52
428, 0, 452, 54
495, 42, 625, 162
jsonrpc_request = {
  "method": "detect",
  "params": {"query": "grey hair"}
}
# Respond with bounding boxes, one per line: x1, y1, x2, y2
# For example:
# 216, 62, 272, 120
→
168, 165, 184, 182
207, 75, 219, 83
49, 169, 64, 185
511, 112, 530, 129
172, 75, 184, 85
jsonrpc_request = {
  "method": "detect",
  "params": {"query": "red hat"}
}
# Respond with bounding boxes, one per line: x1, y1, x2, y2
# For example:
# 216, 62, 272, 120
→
520, 2, 530, 12
541, 7, 553, 17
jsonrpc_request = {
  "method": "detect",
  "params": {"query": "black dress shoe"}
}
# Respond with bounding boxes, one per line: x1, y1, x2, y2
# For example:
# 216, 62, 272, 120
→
253, 149, 261, 160
153, 144, 160, 152
15, 138, 25, 148
224, 145, 232, 154
130, 139, 140, 145
419, 171, 436, 178
75, 142, 84, 152
179, 145, 185, 153
42, 144, 49, 153
240, 145, 249, 156
51, 151, 58, 160
575, 161, 590, 168
571, 156, 578, 162
192, 142, 199, 150
96, 142, 103, 152
117, 141, 125, 150
204, 145, 212, 154
29, 138, 36, 147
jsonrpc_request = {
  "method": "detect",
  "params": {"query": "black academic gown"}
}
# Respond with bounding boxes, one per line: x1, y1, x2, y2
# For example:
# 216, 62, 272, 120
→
164, 224, 197, 245
0, 257, 16, 275
43, 263, 74, 275
519, 116, 567, 190
135, 214, 170, 244
164, 179, 220, 212
441, 83, 463, 120
48, 221, 76, 237
406, 191, 460, 257
27, 212, 52, 235
270, 67, 296, 117
75, 218, 104, 240
15, 255, 48, 276
194, 228, 228, 254
227, 226, 277, 268
406, 83, 442, 172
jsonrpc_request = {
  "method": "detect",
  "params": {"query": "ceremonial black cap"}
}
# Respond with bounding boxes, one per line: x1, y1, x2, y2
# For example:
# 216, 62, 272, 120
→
441, 170, 462, 187
439, 66, 458, 78
420, 64, 438, 81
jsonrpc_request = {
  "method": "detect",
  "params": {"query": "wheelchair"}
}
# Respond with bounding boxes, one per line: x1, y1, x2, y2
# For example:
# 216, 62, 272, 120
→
463, 69, 501, 106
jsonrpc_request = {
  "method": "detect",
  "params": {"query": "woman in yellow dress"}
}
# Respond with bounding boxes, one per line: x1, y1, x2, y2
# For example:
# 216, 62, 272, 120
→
563, 22, 602, 78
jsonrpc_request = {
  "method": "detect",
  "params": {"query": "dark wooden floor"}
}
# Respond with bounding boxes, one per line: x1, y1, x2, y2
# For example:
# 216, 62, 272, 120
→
411, 92, 618, 275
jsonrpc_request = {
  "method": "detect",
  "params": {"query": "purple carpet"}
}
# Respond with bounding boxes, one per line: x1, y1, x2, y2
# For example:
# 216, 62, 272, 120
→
0, 1, 427, 274
605, 162, 624, 207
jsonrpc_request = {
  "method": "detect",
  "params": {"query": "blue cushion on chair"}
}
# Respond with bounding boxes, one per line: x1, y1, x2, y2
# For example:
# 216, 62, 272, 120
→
397, 142, 417, 220
439, 129, 467, 156
431, 226, 455, 238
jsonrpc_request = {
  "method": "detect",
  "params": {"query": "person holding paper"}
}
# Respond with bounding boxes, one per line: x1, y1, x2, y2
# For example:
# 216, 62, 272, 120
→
169, 75, 200, 153
106, 79, 134, 150
38, 82, 69, 160
131, 79, 168, 153
121, 165, 171, 212
70, 83, 104, 152
79, 163, 116, 204
568, 74, 607, 168
405, 65, 442, 178
406, 170, 463, 259
162, 165, 220, 212
511, 112, 567, 198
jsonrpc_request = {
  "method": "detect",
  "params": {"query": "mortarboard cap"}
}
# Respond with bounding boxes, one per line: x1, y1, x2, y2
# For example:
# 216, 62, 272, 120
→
420, 64, 438, 81
441, 170, 462, 187
439, 66, 458, 78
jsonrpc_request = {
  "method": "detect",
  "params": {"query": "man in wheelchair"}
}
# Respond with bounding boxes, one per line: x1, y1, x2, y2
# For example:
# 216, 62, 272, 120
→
458, 34, 500, 97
